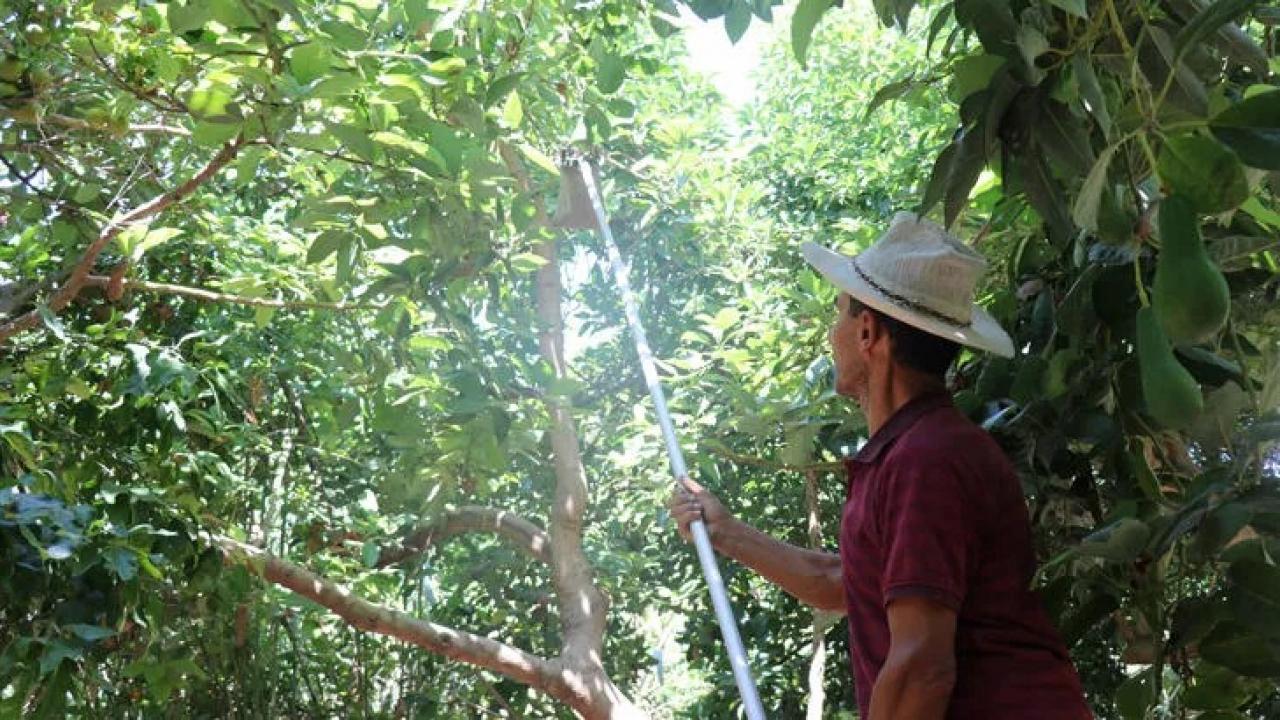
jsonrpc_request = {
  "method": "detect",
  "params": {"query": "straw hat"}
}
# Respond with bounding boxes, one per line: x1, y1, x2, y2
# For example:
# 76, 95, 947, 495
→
801, 212, 1015, 358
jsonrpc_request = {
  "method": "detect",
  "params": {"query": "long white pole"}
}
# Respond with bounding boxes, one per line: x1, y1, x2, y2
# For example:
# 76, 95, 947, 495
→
574, 159, 767, 720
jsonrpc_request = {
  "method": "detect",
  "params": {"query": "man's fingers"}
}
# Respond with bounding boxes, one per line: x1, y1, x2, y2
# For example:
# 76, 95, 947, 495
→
670, 501, 702, 520
677, 475, 705, 494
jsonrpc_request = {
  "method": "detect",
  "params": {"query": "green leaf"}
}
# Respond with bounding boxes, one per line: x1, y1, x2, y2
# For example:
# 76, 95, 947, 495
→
502, 90, 523, 128
1073, 143, 1119, 232
1072, 54, 1112, 136
166, 2, 208, 34
1210, 90, 1280, 170
1077, 517, 1150, 563
29, 664, 70, 718
1195, 502, 1252, 560
791, 0, 834, 68
370, 131, 445, 170
954, 0, 1019, 57
518, 143, 559, 175
192, 120, 242, 147
311, 73, 363, 99
864, 74, 918, 120
1229, 558, 1280, 639
254, 305, 275, 328
1015, 25, 1049, 82
66, 624, 115, 642
510, 252, 548, 273
325, 121, 376, 163
1158, 134, 1249, 213
1116, 667, 1155, 720
102, 547, 138, 581
307, 230, 345, 264
1200, 622, 1280, 677
1014, 149, 1073, 245
378, 73, 429, 103
725, 0, 752, 43
948, 54, 1006, 103
1183, 663, 1251, 711
1047, 0, 1087, 18
484, 73, 524, 107
596, 53, 626, 94
1038, 100, 1096, 178
289, 42, 332, 84
73, 183, 101, 204
919, 140, 957, 218
188, 86, 235, 120
427, 56, 466, 78
37, 305, 68, 343
38, 641, 80, 675
361, 540, 379, 568
1169, 595, 1229, 650
131, 227, 183, 262
1173, 0, 1263, 65
925, 3, 954, 56
943, 125, 986, 227
210, 0, 258, 29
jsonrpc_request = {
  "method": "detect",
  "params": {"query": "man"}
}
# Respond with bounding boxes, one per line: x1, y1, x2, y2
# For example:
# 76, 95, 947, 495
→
669, 213, 1092, 719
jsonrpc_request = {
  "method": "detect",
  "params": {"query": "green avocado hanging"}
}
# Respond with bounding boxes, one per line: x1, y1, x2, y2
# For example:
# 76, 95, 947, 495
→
1152, 194, 1231, 345
1136, 305, 1204, 429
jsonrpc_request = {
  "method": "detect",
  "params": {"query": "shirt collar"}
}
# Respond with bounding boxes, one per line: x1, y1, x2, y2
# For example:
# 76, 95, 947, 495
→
850, 390, 953, 465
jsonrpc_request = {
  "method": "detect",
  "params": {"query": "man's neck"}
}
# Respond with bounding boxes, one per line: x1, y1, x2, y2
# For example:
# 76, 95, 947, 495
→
862, 364, 947, 436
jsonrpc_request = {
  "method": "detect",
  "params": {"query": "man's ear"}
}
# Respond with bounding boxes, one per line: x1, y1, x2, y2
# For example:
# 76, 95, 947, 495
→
863, 311, 890, 352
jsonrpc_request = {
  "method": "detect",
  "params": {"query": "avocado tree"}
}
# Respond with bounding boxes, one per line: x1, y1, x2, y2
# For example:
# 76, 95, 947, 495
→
0, 0, 736, 717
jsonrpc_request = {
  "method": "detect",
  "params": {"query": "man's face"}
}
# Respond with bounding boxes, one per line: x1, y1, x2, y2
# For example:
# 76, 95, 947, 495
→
830, 293, 870, 402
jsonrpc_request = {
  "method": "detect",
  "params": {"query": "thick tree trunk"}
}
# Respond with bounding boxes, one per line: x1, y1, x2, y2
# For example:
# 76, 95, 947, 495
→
514, 141, 646, 719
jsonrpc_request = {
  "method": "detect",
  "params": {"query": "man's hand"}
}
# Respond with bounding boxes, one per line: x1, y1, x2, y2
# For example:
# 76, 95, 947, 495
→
666, 475, 846, 611
667, 476, 734, 545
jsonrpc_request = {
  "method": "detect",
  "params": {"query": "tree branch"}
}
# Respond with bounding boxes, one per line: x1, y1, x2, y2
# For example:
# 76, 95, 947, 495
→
209, 534, 568, 698
377, 506, 551, 568
0, 137, 243, 345
499, 139, 610, 657
38, 113, 191, 137
81, 275, 383, 311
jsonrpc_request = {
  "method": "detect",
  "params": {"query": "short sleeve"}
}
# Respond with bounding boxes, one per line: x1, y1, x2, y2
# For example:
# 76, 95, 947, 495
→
877, 457, 977, 610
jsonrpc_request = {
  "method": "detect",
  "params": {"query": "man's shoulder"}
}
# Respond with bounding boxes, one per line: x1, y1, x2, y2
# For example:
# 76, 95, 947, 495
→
892, 403, 995, 460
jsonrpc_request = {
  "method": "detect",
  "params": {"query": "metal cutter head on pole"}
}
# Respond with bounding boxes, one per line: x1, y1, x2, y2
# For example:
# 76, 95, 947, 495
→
551, 148, 604, 230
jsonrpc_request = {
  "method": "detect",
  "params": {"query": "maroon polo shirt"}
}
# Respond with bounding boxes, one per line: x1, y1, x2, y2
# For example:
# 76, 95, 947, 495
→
840, 391, 1091, 719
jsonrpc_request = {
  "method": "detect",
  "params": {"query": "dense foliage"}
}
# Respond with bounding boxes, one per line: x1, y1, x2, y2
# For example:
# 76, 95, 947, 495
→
2, 0, 1278, 718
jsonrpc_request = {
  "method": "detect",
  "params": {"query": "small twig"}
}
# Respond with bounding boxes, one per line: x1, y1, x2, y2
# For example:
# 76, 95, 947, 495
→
27, 112, 191, 137
247, 138, 399, 172
105, 156, 149, 213
82, 275, 384, 311
0, 140, 64, 154
0, 151, 56, 202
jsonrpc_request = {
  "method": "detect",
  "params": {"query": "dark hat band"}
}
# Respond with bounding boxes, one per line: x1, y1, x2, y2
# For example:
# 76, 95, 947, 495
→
850, 258, 971, 328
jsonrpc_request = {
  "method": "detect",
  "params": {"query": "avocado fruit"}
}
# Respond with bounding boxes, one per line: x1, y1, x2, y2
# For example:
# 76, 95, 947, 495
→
1152, 194, 1231, 345
1136, 305, 1203, 429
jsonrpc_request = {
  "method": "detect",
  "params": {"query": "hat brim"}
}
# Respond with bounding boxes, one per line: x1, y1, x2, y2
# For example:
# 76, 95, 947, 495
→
802, 241, 1016, 359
